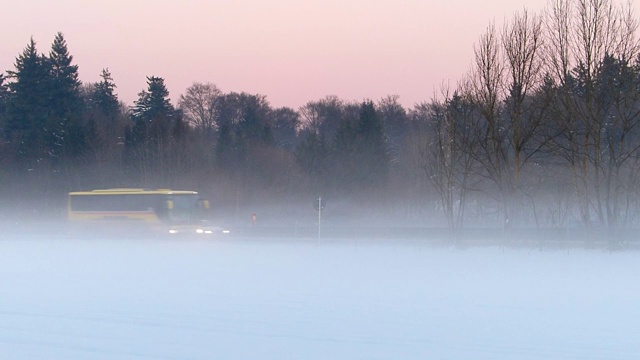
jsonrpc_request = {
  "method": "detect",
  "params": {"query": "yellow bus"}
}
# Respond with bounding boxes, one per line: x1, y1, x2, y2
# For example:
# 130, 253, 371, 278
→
67, 188, 229, 236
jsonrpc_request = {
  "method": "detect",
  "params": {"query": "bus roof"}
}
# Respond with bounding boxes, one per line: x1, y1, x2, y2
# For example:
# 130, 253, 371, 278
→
68, 189, 198, 196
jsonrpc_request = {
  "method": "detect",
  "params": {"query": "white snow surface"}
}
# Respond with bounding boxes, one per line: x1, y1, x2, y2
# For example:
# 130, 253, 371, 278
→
1, 236, 639, 359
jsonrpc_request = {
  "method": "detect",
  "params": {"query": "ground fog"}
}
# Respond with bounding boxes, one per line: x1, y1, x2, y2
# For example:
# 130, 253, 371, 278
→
1, 236, 639, 359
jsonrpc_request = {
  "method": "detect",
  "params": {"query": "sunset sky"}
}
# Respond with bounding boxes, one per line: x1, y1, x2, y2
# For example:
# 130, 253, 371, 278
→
2, 0, 623, 109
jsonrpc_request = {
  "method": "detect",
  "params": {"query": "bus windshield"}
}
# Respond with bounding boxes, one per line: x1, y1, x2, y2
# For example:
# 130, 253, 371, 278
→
166, 194, 203, 224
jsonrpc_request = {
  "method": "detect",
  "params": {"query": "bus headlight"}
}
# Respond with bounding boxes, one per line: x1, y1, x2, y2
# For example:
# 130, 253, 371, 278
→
196, 229, 204, 234
169, 229, 178, 234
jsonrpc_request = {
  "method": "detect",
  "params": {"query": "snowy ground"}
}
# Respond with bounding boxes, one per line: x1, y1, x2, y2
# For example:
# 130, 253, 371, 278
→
1, 235, 639, 359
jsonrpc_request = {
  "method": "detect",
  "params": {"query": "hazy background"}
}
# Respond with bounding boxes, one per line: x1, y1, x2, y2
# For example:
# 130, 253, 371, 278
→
3, 3, 640, 357
2, 0, 553, 108
3, 0, 640, 240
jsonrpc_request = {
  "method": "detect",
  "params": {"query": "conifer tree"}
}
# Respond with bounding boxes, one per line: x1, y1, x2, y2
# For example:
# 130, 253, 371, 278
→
89, 68, 120, 119
5, 37, 51, 161
126, 76, 177, 180
47, 32, 84, 158
0, 74, 7, 166
49, 32, 81, 109
0, 74, 8, 127
0, 73, 7, 101
84, 68, 123, 163
131, 76, 174, 123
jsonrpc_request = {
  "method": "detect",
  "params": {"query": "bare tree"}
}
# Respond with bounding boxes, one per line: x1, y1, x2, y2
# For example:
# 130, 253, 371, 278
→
178, 82, 221, 136
296, 96, 345, 192
269, 107, 300, 150
599, 3, 640, 228
544, 0, 640, 233
470, 23, 514, 227
298, 95, 344, 141
419, 84, 482, 229
502, 10, 546, 181
500, 9, 558, 227
377, 95, 409, 162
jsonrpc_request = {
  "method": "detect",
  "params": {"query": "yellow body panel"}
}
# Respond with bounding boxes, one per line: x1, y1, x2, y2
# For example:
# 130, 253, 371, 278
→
67, 188, 198, 222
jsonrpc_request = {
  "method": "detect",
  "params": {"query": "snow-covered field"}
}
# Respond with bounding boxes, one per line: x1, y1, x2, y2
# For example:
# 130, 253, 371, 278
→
1, 235, 639, 359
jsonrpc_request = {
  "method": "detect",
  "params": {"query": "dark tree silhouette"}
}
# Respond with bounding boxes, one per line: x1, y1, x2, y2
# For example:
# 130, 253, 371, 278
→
48, 32, 84, 159
89, 68, 120, 120
5, 38, 51, 163
131, 76, 174, 123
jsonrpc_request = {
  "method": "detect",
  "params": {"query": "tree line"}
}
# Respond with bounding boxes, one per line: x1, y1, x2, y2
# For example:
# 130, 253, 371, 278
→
2, 0, 640, 233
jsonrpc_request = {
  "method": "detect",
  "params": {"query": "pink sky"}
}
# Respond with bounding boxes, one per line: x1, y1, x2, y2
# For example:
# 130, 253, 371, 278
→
1, 0, 594, 110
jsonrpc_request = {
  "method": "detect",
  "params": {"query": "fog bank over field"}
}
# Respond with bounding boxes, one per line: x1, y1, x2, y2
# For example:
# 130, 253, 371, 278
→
1, 236, 639, 359
1, 194, 638, 247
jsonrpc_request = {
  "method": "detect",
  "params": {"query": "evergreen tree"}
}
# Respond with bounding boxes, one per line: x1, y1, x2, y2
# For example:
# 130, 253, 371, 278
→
0, 73, 7, 103
0, 73, 8, 128
0, 74, 7, 165
49, 32, 81, 109
47, 32, 84, 158
131, 76, 174, 123
5, 37, 52, 162
89, 68, 120, 119
128, 75, 176, 152
125, 76, 177, 180
84, 68, 122, 159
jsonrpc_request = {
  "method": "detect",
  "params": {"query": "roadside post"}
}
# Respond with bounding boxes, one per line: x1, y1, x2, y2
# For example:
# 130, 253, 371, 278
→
314, 196, 325, 240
